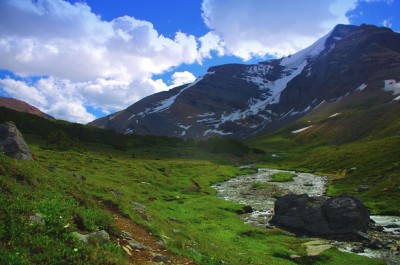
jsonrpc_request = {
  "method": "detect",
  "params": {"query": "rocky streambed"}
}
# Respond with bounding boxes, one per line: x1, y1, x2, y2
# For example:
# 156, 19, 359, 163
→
212, 168, 400, 264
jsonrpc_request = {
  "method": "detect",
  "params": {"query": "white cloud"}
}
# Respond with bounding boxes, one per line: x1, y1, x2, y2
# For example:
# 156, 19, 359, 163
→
0, 0, 366, 124
171, 71, 196, 87
201, 0, 357, 59
0, 78, 46, 107
0, 0, 203, 122
0, 77, 96, 123
382, 18, 393, 28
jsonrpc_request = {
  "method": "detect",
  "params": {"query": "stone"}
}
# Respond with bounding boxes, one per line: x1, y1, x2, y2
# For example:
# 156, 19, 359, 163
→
152, 254, 170, 263
271, 194, 370, 237
168, 217, 182, 223
72, 230, 110, 245
242, 205, 254, 213
355, 231, 372, 241
29, 213, 45, 226
0, 121, 32, 160
304, 240, 333, 256
120, 230, 132, 239
127, 239, 150, 250
323, 195, 369, 234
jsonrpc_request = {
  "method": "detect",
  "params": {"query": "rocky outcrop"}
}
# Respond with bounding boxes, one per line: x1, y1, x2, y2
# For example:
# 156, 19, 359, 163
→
0, 121, 32, 160
270, 194, 370, 236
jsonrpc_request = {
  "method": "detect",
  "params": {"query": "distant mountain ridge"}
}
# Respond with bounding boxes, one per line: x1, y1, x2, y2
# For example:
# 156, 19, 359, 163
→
89, 24, 400, 139
0, 97, 54, 120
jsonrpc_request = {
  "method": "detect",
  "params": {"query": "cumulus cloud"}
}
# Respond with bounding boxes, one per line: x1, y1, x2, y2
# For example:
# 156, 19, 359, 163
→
201, 0, 356, 59
0, 0, 203, 123
0, 77, 96, 123
170, 71, 196, 87
0, 0, 364, 123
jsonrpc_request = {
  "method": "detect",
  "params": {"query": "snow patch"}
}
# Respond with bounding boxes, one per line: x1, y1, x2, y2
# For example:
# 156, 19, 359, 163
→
177, 124, 191, 130
203, 129, 233, 136
124, 128, 134, 135
292, 125, 313, 134
196, 112, 215, 118
356, 83, 367, 91
149, 71, 215, 114
383, 79, 400, 95
280, 29, 333, 68
329, 113, 341, 118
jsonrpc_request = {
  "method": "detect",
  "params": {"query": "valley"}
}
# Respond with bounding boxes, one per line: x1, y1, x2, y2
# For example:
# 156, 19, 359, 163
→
0, 21, 399, 265
1, 106, 398, 264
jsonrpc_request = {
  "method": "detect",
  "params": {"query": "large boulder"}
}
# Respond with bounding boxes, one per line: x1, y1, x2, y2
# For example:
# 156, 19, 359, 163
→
0, 121, 32, 160
271, 194, 370, 236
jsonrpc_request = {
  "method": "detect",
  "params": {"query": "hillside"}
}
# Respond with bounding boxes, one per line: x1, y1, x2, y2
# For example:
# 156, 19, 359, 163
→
89, 24, 400, 140
0, 109, 386, 265
247, 90, 400, 215
0, 97, 54, 120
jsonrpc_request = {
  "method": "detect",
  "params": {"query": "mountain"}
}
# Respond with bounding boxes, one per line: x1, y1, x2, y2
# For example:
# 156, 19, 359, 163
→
89, 24, 400, 139
0, 97, 54, 120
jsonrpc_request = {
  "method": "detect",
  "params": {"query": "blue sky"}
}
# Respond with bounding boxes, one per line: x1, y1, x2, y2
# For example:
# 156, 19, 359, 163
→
0, 0, 398, 123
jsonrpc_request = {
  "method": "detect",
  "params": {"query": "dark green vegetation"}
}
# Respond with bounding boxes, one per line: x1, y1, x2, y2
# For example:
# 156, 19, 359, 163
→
248, 95, 400, 215
0, 107, 385, 264
270, 172, 297, 182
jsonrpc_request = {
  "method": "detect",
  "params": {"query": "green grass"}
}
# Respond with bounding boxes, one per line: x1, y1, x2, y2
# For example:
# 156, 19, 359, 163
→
0, 107, 387, 264
0, 154, 127, 265
247, 96, 400, 215
0, 134, 381, 264
270, 172, 297, 182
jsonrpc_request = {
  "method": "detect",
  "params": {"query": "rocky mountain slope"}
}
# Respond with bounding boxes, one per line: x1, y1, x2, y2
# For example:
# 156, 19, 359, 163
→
89, 24, 400, 139
0, 96, 54, 120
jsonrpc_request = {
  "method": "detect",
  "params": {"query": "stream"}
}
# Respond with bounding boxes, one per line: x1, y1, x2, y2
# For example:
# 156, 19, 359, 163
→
212, 168, 400, 264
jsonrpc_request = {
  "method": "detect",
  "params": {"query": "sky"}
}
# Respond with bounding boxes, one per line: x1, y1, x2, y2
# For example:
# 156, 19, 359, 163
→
0, 0, 399, 123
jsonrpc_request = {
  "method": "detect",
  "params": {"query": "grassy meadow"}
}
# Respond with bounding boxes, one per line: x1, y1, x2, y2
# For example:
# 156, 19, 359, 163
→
0, 108, 388, 264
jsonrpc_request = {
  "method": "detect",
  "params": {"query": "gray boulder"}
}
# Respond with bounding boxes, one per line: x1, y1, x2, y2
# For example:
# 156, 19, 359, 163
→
72, 230, 110, 245
271, 194, 370, 236
0, 121, 32, 160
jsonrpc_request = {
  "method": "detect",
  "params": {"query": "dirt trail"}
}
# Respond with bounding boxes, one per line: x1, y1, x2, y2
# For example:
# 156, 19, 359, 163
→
109, 210, 196, 265
110, 211, 196, 265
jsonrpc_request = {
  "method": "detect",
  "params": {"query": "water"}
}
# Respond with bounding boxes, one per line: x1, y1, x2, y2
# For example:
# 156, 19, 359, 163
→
213, 168, 400, 263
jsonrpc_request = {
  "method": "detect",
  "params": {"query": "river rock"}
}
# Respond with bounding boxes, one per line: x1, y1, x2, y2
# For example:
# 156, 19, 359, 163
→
271, 194, 370, 236
0, 121, 32, 160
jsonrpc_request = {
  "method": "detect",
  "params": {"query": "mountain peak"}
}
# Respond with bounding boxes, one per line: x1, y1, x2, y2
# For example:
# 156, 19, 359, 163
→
89, 24, 400, 139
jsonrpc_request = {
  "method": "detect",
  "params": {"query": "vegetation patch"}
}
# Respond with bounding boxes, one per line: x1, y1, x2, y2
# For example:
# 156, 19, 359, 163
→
270, 172, 297, 182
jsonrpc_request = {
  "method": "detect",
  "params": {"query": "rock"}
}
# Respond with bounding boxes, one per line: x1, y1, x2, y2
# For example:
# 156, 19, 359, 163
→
304, 240, 333, 256
120, 230, 132, 239
242, 205, 254, 213
0, 121, 32, 160
351, 245, 364, 253
367, 239, 383, 249
271, 194, 370, 236
29, 213, 45, 226
72, 230, 110, 245
355, 231, 372, 241
323, 195, 370, 234
152, 254, 170, 263
356, 185, 369, 192
168, 217, 182, 223
303, 183, 314, 187
127, 239, 150, 250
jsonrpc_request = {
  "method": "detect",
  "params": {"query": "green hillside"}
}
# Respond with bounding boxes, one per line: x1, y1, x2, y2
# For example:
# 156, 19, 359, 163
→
0, 108, 385, 264
248, 94, 400, 215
